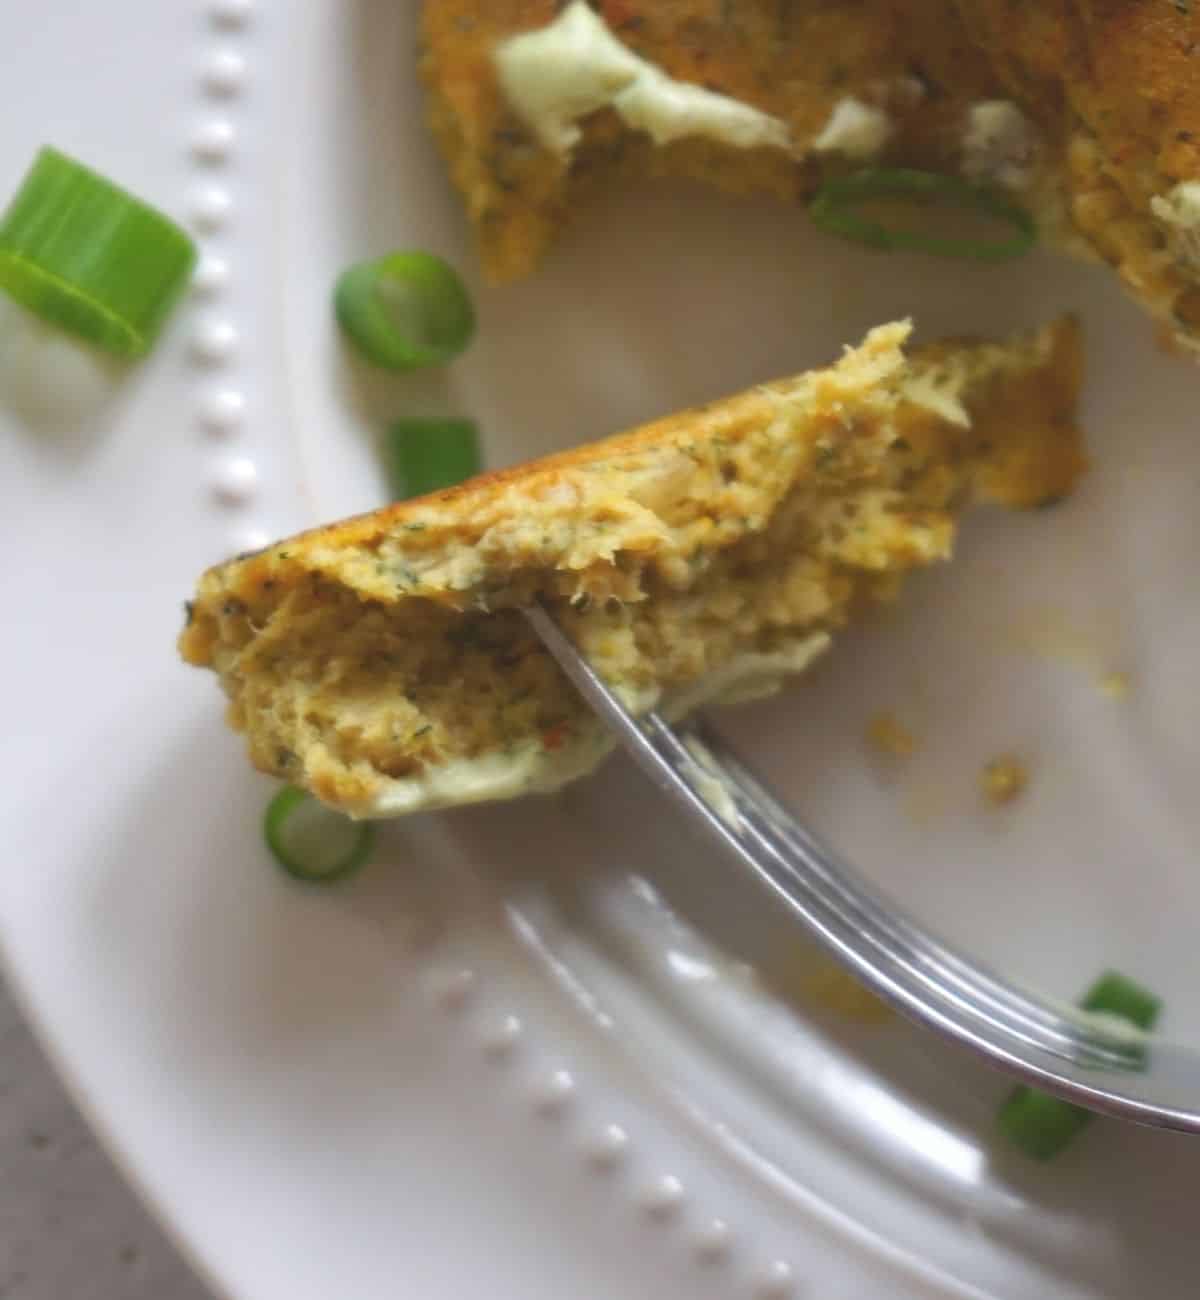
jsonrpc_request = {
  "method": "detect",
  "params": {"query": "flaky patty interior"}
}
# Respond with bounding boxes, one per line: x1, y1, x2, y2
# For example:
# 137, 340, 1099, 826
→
180, 320, 1084, 816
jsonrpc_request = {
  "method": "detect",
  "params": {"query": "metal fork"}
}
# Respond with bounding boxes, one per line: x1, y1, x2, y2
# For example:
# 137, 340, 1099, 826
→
525, 603, 1200, 1133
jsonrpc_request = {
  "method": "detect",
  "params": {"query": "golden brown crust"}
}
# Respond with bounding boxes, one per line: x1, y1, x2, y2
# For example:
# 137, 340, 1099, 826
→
180, 377, 841, 649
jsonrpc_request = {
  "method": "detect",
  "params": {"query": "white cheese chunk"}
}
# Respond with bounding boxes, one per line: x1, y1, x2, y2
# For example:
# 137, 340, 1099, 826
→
812, 97, 893, 160
613, 70, 792, 150
494, 1, 791, 159
1151, 180, 1200, 272
961, 100, 1037, 190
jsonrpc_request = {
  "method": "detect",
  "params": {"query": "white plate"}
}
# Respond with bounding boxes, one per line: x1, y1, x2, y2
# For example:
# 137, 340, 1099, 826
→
4, 3, 1200, 1298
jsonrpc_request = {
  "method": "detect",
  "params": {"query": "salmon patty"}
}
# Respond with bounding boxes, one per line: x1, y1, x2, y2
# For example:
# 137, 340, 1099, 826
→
423, 0, 1200, 350
180, 317, 1085, 818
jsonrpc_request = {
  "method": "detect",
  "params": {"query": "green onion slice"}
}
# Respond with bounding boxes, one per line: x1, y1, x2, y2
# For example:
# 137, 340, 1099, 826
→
0, 146, 197, 356
996, 1086, 1092, 1162
264, 786, 376, 885
809, 168, 1036, 262
334, 251, 475, 369
996, 969, 1161, 1161
1079, 970, 1162, 1032
386, 416, 481, 499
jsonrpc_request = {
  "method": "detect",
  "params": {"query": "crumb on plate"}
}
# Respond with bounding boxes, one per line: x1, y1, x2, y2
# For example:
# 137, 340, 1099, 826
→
981, 754, 1028, 805
805, 959, 895, 1025
866, 712, 917, 758
1099, 670, 1131, 699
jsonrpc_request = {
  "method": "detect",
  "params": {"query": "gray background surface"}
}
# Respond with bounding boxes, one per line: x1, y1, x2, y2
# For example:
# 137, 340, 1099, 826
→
1, 981, 210, 1299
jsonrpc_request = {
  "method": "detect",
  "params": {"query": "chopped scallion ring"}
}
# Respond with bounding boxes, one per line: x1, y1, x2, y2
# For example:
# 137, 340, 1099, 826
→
996, 969, 1161, 1161
996, 1086, 1092, 1162
0, 146, 197, 356
264, 785, 376, 884
809, 167, 1036, 261
334, 250, 475, 369
1079, 970, 1162, 1032
386, 416, 481, 498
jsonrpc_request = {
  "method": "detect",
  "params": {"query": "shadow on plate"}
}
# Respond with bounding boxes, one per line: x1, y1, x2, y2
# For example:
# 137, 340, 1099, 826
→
0, 296, 131, 445
67, 681, 1200, 1295
437, 744, 1200, 1299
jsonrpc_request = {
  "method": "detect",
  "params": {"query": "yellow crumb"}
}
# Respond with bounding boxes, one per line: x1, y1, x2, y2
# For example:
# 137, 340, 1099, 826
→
805, 960, 895, 1025
981, 754, 1028, 806
866, 713, 917, 758
1099, 671, 1131, 700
